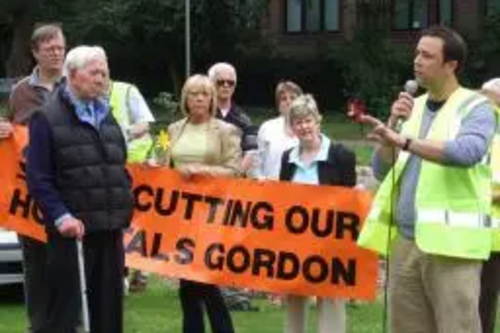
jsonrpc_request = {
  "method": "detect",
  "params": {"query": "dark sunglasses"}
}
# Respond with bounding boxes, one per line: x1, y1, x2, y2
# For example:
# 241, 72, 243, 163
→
216, 79, 236, 87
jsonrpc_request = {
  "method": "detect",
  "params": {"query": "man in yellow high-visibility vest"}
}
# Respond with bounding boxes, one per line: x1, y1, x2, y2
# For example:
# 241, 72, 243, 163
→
479, 78, 500, 333
103, 72, 155, 293
106, 80, 155, 164
359, 26, 497, 333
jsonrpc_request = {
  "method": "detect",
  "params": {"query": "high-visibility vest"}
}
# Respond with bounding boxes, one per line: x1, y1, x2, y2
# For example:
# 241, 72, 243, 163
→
109, 81, 153, 163
358, 87, 495, 260
491, 107, 500, 251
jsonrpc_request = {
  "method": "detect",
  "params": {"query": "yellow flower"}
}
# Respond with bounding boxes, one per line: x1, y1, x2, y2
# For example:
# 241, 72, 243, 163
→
156, 130, 170, 151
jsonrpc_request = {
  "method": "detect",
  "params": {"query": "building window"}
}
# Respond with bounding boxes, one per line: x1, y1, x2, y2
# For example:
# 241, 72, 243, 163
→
486, 0, 500, 16
392, 0, 429, 30
325, 0, 340, 31
306, 0, 321, 31
287, 0, 302, 32
285, 0, 341, 33
438, 0, 453, 26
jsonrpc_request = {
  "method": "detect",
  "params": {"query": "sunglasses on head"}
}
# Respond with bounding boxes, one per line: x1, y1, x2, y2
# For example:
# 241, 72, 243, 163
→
216, 79, 236, 87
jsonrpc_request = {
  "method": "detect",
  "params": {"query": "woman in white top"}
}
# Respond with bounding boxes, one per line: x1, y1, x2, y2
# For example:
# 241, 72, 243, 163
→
252, 81, 302, 179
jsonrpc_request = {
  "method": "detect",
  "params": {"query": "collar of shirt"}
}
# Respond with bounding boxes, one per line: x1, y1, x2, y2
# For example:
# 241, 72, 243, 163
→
28, 67, 44, 88
289, 133, 330, 167
28, 66, 63, 90
218, 107, 231, 119
103, 80, 114, 99
63, 85, 110, 128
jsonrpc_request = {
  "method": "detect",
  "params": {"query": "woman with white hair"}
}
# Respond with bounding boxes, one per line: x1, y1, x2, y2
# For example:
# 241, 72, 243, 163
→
165, 74, 241, 333
279, 94, 356, 333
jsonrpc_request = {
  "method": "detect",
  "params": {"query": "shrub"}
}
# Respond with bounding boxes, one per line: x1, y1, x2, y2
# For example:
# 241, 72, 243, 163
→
151, 91, 180, 132
329, 30, 412, 118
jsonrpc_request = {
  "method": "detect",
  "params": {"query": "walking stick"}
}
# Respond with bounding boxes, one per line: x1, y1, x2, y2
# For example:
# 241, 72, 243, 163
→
77, 239, 91, 333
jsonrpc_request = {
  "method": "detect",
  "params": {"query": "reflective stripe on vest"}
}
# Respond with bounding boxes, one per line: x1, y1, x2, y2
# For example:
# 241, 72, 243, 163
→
109, 81, 153, 163
418, 209, 491, 228
358, 87, 495, 259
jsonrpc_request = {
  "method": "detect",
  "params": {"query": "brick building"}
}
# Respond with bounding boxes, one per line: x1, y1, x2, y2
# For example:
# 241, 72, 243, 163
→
262, 0, 500, 58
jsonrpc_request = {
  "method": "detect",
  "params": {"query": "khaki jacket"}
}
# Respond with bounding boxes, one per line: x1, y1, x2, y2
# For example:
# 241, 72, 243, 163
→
168, 117, 242, 177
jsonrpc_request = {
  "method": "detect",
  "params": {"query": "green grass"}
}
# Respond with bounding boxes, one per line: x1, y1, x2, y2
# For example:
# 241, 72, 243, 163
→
2, 276, 499, 332
245, 107, 369, 141
152, 105, 375, 166
0, 103, 7, 118
0, 277, 384, 333
245, 108, 375, 166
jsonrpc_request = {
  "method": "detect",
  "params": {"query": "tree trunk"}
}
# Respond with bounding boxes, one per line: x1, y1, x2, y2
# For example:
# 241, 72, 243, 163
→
5, 0, 41, 78
167, 61, 182, 98
343, 0, 357, 42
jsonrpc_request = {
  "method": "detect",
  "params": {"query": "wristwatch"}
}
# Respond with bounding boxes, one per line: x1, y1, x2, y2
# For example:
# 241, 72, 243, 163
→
402, 137, 413, 151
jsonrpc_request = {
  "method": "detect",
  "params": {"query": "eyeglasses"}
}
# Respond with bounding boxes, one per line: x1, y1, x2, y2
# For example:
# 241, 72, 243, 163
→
39, 46, 65, 54
216, 79, 236, 87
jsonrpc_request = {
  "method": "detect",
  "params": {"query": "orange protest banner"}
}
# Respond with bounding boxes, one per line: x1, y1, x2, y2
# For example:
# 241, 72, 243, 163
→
126, 166, 377, 300
0, 128, 377, 300
0, 127, 46, 242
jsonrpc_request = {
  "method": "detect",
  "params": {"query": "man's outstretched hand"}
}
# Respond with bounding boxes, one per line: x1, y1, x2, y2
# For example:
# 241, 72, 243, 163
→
360, 114, 405, 148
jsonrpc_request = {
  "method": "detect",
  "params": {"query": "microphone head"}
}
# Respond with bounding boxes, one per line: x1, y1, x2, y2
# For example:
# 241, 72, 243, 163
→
404, 80, 419, 96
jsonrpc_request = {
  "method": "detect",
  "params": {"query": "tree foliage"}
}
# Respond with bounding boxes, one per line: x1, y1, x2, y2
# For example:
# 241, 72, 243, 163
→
1, 0, 268, 95
329, 0, 412, 117
465, 14, 500, 85
1, 0, 42, 77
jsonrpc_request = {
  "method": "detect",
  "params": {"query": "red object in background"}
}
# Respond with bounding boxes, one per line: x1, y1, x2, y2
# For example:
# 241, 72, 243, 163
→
347, 98, 367, 122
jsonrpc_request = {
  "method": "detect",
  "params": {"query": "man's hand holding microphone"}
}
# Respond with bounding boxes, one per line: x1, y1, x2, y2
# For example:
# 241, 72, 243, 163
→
360, 80, 418, 151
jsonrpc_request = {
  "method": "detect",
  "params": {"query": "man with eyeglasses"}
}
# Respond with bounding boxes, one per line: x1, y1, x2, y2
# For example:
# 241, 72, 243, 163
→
1, 23, 65, 333
208, 62, 258, 173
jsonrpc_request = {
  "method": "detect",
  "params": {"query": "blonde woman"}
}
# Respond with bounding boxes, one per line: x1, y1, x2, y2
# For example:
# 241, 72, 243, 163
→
279, 94, 356, 333
167, 74, 241, 333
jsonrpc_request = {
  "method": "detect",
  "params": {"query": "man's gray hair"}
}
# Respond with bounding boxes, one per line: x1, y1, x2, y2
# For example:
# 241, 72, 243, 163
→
64, 46, 107, 76
207, 62, 237, 82
482, 78, 500, 96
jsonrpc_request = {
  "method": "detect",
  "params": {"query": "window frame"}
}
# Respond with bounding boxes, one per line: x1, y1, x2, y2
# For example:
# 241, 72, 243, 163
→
391, 0, 431, 31
484, 0, 500, 17
437, 0, 454, 26
283, 0, 342, 34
